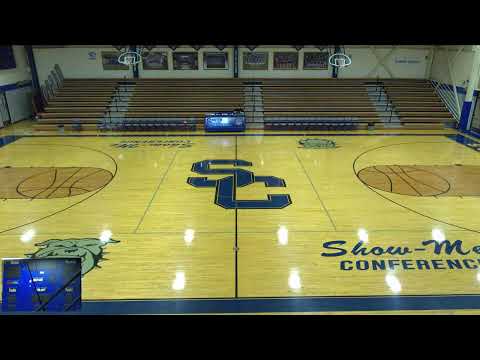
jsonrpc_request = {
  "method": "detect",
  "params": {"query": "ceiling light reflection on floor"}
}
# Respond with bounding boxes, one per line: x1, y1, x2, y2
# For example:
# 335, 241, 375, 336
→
184, 229, 195, 245
358, 228, 369, 243
385, 273, 402, 294
277, 226, 288, 246
20, 229, 36, 243
432, 228, 446, 243
100, 229, 112, 243
288, 268, 302, 292
172, 271, 186, 291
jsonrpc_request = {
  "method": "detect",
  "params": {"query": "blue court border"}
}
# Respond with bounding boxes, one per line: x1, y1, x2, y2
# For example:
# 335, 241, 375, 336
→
59, 294, 480, 314
1, 131, 480, 314
2, 294, 480, 314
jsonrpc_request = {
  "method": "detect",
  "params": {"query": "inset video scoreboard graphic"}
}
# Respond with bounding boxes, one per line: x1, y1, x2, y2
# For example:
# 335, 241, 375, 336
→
205, 111, 246, 132
2, 258, 82, 312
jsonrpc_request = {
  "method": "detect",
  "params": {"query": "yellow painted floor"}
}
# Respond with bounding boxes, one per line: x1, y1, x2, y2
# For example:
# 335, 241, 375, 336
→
1, 120, 480, 314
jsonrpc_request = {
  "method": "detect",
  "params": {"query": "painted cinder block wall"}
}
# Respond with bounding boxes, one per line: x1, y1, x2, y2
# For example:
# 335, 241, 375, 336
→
34, 46, 235, 83
0, 46, 32, 86
33, 45, 433, 82
34, 46, 131, 84
341, 46, 429, 79
430, 46, 480, 90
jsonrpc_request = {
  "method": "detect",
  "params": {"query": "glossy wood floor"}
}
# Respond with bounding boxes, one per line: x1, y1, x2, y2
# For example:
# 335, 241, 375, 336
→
1, 123, 480, 314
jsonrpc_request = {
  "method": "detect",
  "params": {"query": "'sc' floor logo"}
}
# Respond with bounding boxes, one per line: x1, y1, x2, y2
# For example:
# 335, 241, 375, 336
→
187, 159, 292, 209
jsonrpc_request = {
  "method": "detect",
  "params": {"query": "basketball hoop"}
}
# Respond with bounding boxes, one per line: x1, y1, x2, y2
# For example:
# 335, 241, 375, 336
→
329, 53, 352, 68
118, 51, 142, 66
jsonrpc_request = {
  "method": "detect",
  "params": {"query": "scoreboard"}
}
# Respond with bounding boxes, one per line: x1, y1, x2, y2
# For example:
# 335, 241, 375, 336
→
205, 111, 246, 132
2, 257, 82, 312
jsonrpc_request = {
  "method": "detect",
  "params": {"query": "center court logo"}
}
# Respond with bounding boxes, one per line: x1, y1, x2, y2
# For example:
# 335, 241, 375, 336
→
187, 159, 292, 209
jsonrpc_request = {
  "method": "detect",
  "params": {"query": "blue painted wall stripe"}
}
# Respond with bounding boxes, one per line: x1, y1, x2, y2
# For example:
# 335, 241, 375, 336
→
0, 81, 32, 92
459, 101, 473, 131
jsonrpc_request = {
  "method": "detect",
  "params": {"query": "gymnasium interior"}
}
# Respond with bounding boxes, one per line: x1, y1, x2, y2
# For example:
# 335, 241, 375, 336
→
1, 45, 480, 315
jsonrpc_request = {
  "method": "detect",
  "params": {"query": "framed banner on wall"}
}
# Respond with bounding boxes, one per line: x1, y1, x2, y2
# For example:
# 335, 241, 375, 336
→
203, 52, 228, 70
303, 52, 329, 70
173, 52, 198, 70
273, 52, 298, 70
242, 52, 268, 70
142, 52, 169, 70
0, 46, 16, 70
101, 52, 129, 70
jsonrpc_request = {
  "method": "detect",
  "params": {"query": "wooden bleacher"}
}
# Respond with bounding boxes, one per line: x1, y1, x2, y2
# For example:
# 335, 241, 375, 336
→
125, 79, 244, 120
35, 77, 456, 131
262, 79, 378, 130
35, 78, 118, 130
35, 79, 245, 131
262, 78, 455, 130
381, 79, 454, 126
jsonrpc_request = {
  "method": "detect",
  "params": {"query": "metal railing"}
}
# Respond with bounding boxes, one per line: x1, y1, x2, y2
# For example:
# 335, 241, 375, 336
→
0, 91, 10, 126
41, 64, 65, 105
243, 82, 263, 126
364, 81, 397, 123
430, 80, 461, 122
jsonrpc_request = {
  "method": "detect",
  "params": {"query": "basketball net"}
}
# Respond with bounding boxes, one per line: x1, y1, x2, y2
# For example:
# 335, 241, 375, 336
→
118, 51, 142, 66
328, 53, 352, 68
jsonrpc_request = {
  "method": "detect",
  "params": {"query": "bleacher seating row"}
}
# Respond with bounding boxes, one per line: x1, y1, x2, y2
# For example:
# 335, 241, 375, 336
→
100, 120, 197, 132
34, 78, 455, 131
262, 78, 376, 131
36, 79, 246, 131
381, 80, 452, 123
264, 121, 368, 131
261, 78, 453, 130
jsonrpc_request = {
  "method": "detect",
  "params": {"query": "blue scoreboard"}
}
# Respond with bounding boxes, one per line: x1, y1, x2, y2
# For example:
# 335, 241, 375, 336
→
2, 258, 82, 312
205, 111, 246, 132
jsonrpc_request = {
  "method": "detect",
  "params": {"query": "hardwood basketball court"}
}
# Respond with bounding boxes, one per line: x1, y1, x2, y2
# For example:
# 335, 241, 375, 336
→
2, 126, 480, 314
1, 45, 480, 314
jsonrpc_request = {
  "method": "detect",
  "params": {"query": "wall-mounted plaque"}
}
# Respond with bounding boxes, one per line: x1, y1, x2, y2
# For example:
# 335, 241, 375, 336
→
242, 52, 268, 70
203, 52, 229, 70
395, 56, 420, 64
173, 52, 198, 70
0, 46, 16, 70
273, 52, 298, 70
142, 52, 169, 70
101, 51, 129, 70
303, 52, 329, 70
